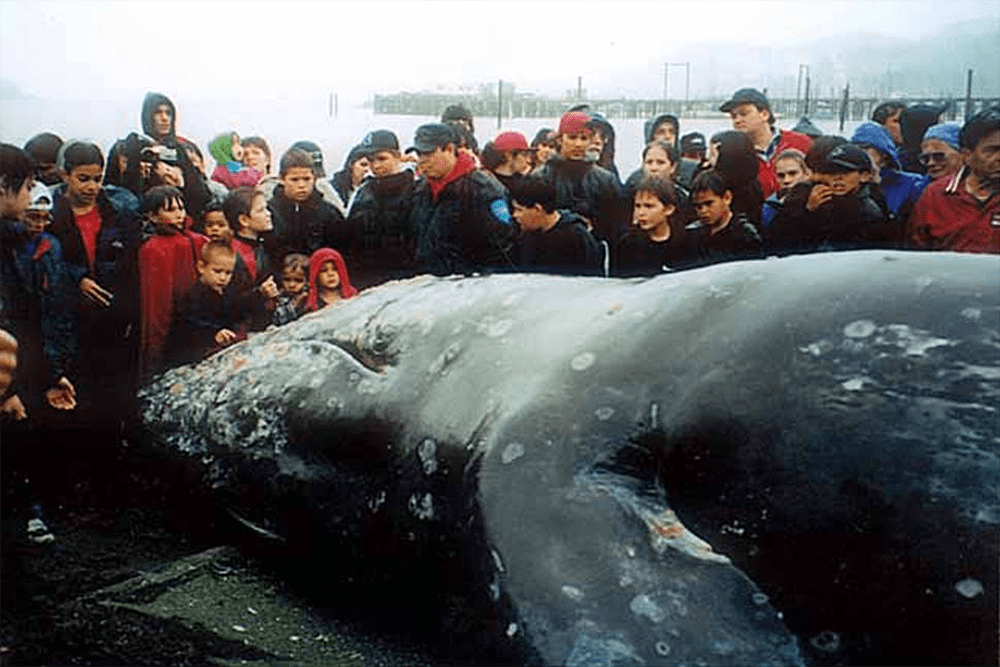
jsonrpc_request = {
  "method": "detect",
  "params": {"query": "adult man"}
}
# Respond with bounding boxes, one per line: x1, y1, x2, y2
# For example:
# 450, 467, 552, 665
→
349, 130, 417, 288
720, 87, 812, 198
872, 101, 907, 147
908, 107, 1000, 253
408, 124, 516, 275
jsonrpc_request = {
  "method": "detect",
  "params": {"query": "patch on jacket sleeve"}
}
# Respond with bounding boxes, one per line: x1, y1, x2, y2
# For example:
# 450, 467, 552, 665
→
490, 199, 513, 226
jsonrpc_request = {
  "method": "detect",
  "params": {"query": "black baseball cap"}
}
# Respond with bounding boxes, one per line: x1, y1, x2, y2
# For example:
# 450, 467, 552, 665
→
290, 140, 325, 177
819, 144, 872, 173
406, 123, 458, 154
720, 88, 770, 113
360, 129, 400, 156
680, 132, 707, 152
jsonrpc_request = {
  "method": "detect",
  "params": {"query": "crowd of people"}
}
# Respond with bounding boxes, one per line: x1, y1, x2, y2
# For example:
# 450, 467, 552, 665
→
1, 89, 998, 434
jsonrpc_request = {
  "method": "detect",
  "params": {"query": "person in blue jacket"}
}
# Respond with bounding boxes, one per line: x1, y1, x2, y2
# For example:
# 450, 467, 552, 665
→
850, 121, 930, 228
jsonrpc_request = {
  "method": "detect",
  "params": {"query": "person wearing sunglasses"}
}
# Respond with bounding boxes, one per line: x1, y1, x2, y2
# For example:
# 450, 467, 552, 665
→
919, 124, 964, 181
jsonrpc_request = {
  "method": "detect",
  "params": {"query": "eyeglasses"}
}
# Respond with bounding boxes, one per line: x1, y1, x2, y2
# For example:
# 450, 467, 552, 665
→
918, 152, 949, 165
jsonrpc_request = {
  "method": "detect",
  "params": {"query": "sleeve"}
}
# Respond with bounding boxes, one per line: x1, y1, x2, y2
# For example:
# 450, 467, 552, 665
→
39, 240, 78, 384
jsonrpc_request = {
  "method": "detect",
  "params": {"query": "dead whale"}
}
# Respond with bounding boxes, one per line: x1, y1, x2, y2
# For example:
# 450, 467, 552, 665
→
141, 250, 999, 666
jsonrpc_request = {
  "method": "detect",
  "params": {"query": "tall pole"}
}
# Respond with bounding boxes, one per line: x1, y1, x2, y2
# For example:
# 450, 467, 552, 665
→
497, 79, 503, 130
839, 83, 850, 132
663, 62, 668, 105
804, 75, 811, 116
965, 69, 974, 119
685, 62, 690, 115
577, 76, 583, 101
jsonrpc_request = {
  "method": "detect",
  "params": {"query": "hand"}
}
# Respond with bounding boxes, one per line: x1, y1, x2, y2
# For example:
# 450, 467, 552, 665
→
1, 394, 27, 420
45, 377, 77, 410
80, 277, 113, 307
0, 328, 16, 396
807, 184, 834, 212
215, 329, 238, 346
258, 276, 278, 300
293, 291, 308, 308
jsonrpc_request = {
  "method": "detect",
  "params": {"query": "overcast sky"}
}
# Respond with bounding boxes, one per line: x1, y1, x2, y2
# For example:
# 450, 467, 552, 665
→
1, 0, 997, 103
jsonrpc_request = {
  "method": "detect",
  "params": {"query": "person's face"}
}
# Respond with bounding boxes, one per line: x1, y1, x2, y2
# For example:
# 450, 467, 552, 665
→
36, 163, 61, 186
691, 189, 733, 227
511, 201, 548, 231
964, 130, 1000, 187
729, 103, 770, 136
202, 211, 229, 241
153, 198, 186, 230
775, 158, 809, 194
231, 139, 244, 162
860, 146, 884, 171
350, 157, 372, 186
244, 194, 272, 234
535, 142, 555, 165
198, 254, 236, 294
317, 260, 340, 291
633, 190, 675, 236
814, 170, 863, 196
642, 146, 674, 179
281, 267, 306, 295
884, 110, 904, 145
919, 139, 962, 180
23, 209, 51, 236
707, 142, 721, 168
653, 123, 677, 146
588, 130, 606, 158
154, 161, 184, 188
243, 144, 269, 173
369, 151, 400, 178
416, 145, 457, 180
152, 104, 172, 138
185, 148, 206, 175
63, 164, 103, 209
560, 131, 592, 161
3, 177, 33, 219
281, 167, 316, 202
511, 151, 533, 175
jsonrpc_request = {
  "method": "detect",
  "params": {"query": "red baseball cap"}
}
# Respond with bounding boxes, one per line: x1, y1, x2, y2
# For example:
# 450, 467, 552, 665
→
493, 131, 530, 152
558, 111, 592, 135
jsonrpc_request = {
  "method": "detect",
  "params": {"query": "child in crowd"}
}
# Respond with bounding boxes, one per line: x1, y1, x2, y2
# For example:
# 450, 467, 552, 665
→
272, 253, 309, 326
624, 140, 696, 224
222, 187, 278, 330
138, 185, 207, 379
305, 247, 357, 312
614, 175, 696, 277
769, 144, 891, 255
507, 176, 604, 276
209, 132, 262, 190
329, 145, 371, 219
687, 170, 764, 267
1, 180, 77, 418
761, 149, 811, 230
198, 199, 230, 241
166, 240, 247, 367
241, 136, 272, 176
269, 147, 352, 261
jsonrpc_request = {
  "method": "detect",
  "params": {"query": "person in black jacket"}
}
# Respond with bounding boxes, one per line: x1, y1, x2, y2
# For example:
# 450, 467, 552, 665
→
614, 175, 696, 277
535, 111, 624, 252
269, 148, 355, 264
408, 123, 516, 276
348, 130, 418, 289
687, 170, 764, 267
507, 176, 604, 276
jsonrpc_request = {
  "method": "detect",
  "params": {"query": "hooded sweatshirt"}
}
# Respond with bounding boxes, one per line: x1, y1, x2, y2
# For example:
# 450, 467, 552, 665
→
305, 247, 357, 311
141, 93, 180, 146
851, 122, 930, 222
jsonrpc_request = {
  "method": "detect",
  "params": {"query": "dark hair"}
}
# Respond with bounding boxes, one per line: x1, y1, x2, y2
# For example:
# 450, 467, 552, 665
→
959, 107, 1000, 151
60, 141, 105, 172
642, 140, 679, 166
140, 185, 185, 217
804, 135, 848, 172
634, 174, 678, 208
871, 101, 907, 125
531, 128, 554, 148
710, 131, 763, 227
282, 252, 309, 275
183, 141, 203, 161
456, 126, 478, 154
331, 144, 369, 201
201, 239, 236, 263
441, 104, 474, 134
241, 136, 271, 171
690, 170, 732, 198
222, 186, 261, 232
646, 114, 680, 145
199, 198, 224, 222
279, 148, 316, 176
479, 141, 505, 171
24, 133, 63, 164
0, 143, 36, 195
774, 148, 808, 170
508, 176, 557, 213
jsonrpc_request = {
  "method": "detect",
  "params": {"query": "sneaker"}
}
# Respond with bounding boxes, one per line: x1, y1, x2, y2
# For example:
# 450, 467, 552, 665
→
27, 518, 55, 544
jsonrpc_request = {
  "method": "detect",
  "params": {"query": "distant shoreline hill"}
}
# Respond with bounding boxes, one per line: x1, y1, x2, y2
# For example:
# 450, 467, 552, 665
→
0, 78, 34, 101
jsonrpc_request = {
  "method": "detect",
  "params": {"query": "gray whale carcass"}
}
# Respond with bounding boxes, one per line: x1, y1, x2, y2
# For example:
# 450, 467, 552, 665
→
141, 250, 999, 666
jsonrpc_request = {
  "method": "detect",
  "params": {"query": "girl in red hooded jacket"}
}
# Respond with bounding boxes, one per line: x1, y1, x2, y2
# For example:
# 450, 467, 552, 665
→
305, 247, 357, 312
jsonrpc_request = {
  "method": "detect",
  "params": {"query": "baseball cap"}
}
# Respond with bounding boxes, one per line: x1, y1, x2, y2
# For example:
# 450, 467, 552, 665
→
493, 131, 530, 152
26, 182, 53, 212
558, 111, 592, 135
680, 132, 707, 153
820, 144, 872, 173
406, 123, 458, 154
720, 88, 770, 113
290, 140, 326, 177
359, 130, 400, 156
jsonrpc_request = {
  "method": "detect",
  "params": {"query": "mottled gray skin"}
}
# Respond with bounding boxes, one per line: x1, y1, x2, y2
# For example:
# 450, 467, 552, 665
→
141, 251, 999, 666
